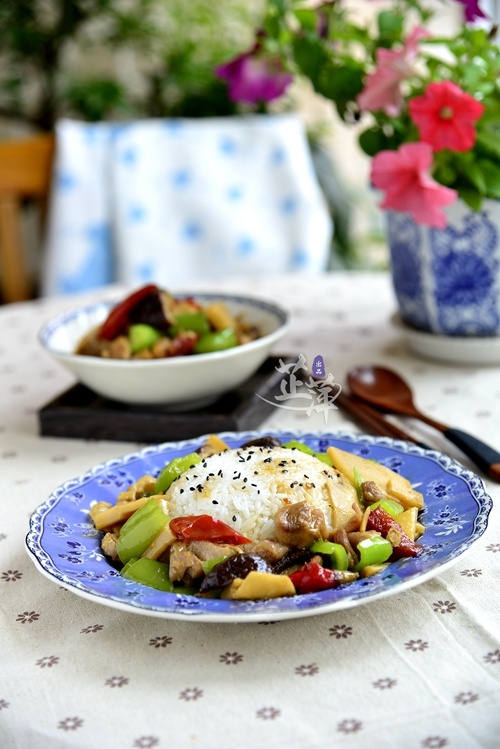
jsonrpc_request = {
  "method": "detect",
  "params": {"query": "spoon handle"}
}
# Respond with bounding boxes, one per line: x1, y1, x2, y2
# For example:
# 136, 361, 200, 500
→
443, 428, 500, 482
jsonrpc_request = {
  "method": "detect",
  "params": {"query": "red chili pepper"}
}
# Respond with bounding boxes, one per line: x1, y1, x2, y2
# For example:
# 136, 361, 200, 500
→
289, 562, 343, 594
169, 515, 251, 545
99, 284, 159, 339
366, 505, 422, 558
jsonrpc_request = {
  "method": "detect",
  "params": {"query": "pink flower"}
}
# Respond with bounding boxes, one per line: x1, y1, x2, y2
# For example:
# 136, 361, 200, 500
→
216, 45, 292, 104
357, 27, 430, 116
409, 81, 485, 152
454, 0, 487, 22
371, 142, 457, 227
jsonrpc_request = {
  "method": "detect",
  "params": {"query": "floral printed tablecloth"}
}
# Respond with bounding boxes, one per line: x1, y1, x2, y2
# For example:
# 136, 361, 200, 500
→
1, 271, 500, 749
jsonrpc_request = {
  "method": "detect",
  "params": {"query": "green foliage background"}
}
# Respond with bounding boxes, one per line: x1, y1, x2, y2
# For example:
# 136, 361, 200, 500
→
0, 0, 263, 130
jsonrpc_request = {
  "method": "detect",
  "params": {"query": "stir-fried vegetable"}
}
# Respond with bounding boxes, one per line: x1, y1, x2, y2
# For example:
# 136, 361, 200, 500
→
289, 563, 358, 594
76, 285, 261, 360
99, 284, 158, 339
169, 515, 251, 545
153, 453, 201, 494
116, 497, 169, 564
90, 435, 425, 600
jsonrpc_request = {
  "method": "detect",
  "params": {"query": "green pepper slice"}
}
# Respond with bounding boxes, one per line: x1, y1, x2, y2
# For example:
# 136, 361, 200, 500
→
309, 540, 349, 570
153, 452, 201, 494
283, 440, 333, 466
169, 312, 211, 337
116, 497, 169, 564
354, 536, 393, 571
368, 499, 404, 518
352, 466, 365, 502
194, 328, 238, 354
129, 323, 163, 354
201, 553, 235, 575
122, 557, 174, 592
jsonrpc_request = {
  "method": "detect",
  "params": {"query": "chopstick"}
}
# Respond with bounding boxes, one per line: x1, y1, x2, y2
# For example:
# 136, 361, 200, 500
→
336, 390, 431, 449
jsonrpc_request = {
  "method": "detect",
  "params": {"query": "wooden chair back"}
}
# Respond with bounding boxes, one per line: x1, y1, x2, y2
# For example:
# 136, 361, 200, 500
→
0, 134, 55, 303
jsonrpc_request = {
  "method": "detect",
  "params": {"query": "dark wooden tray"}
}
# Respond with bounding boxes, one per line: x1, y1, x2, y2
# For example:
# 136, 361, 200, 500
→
38, 355, 294, 443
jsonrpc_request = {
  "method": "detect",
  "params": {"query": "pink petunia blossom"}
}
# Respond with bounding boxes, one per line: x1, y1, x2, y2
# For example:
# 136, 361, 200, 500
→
454, 0, 487, 22
216, 45, 293, 105
371, 142, 457, 227
409, 81, 485, 152
357, 26, 430, 116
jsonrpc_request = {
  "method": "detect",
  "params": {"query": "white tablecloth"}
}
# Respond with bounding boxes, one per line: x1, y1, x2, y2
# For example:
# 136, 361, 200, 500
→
1, 271, 499, 748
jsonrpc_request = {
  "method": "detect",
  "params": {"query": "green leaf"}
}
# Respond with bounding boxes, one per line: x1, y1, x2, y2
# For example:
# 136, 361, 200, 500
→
293, 9, 317, 32
479, 159, 500, 198
64, 78, 129, 122
457, 187, 483, 211
433, 160, 457, 186
465, 162, 488, 194
358, 127, 396, 156
316, 62, 364, 111
292, 35, 328, 87
475, 131, 500, 159
377, 11, 404, 40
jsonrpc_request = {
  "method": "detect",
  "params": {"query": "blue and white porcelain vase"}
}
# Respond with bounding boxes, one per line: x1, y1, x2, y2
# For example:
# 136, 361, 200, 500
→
387, 198, 500, 336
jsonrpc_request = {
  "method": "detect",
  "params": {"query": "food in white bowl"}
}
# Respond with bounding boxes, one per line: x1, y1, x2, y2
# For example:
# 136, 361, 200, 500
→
38, 287, 289, 406
75, 284, 262, 360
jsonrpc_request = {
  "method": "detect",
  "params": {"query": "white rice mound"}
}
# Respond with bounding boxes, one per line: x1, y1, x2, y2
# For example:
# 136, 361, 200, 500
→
164, 445, 358, 542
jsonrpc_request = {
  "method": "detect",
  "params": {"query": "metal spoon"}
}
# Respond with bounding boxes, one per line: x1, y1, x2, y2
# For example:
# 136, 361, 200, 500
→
347, 364, 500, 482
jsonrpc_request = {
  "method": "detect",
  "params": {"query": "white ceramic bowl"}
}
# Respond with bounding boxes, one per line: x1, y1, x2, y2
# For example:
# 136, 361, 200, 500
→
39, 292, 290, 407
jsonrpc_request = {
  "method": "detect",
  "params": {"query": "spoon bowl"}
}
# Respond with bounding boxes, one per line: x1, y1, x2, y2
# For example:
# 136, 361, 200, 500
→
347, 365, 500, 482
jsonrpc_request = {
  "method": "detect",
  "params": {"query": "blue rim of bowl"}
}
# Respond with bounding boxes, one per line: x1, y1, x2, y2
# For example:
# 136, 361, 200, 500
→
25, 430, 493, 623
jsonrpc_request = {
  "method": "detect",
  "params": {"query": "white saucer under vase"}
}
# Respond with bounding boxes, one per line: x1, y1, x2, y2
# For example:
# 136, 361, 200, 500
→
392, 313, 500, 366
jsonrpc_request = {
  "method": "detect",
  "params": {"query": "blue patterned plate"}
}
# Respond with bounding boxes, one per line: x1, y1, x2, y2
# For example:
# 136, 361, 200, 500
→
25, 431, 492, 622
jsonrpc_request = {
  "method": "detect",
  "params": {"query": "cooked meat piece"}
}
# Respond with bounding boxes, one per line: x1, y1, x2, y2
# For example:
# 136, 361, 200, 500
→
274, 500, 327, 548
168, 541, 204, 583
151, 337, 173, 358
338, 501, 364, 533
159, 289, 177, 324
168, 331, 197, 357
187, 540, 241, 561
106, 335, 131, 359
387, 527, 402, 548
101, 531, 119, 560
347, 530, 381, 547
76, 328, 108, 357
361, 480, 386, 503
332, 528, 359, 568
246, 539, 290, 563
133, 347, 154, 359
237, 324, 260, 345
